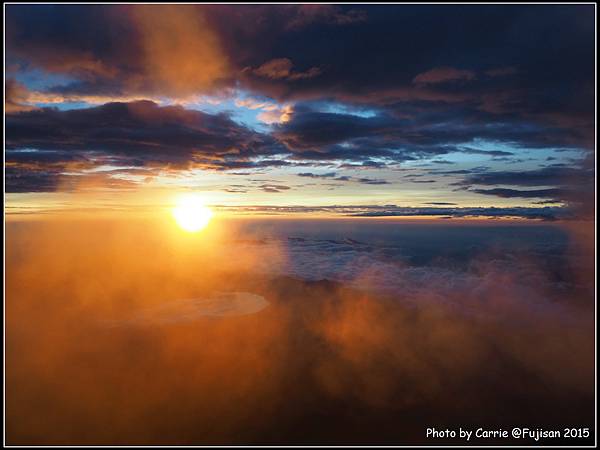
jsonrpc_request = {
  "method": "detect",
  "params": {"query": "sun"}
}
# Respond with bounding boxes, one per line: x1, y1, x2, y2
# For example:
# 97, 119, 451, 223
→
172, 194, 213, 232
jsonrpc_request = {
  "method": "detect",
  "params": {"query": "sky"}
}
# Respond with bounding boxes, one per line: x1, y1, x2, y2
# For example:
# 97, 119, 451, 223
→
4, 4, 596, 220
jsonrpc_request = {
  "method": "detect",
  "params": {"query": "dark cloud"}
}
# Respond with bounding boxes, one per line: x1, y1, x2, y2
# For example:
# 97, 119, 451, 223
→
433, 167, 490, 176
412, 67, 476, 85
296, 173, 388, 185
6, 149, 92, 166
424, 202, 458, 206
282, 5, 367, 30
456, 166, 595, 218
259, 184, 292, 193
274, 108, 400, 151
231, 5, 593, 152
470, 188, 568, 199
4, 5, 365, 100
206, 159, 294, 171
349, 206, 565, 221
213, 204, 569, 221
250, 58, 321, 81
458, 166, 594, 188
355, 178, 389, 185
5, 166, 63, 193
460, 147, 514, 157
5, 165, 139, 193
7, 5, 593, 146
6, 100, 280, 159
5, 148, 101, 193
5, 101, 287, 192
297, 172, 337, 179
273, 101, 591, 166
484, 66, 518, 78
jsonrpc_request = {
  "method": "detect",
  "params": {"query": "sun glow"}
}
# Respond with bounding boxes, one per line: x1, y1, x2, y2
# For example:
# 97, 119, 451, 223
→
172, 194, 213, 232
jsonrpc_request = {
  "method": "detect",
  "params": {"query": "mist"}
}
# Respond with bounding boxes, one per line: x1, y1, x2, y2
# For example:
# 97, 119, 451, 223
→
5, 217, 595, 445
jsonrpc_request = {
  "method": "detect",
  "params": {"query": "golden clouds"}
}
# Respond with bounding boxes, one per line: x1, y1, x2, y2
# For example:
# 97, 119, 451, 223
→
130, 5, 230, 97
257, 104, 294, 124
5, 79, 37, 113
5, 219, 594, 444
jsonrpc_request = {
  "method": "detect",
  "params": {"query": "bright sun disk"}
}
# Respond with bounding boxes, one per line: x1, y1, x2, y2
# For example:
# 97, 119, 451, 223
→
172, 195, 213, 232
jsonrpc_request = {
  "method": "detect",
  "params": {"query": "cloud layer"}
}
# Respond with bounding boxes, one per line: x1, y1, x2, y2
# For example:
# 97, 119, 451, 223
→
5, 4, 595, 218
5, 219, 595, 444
